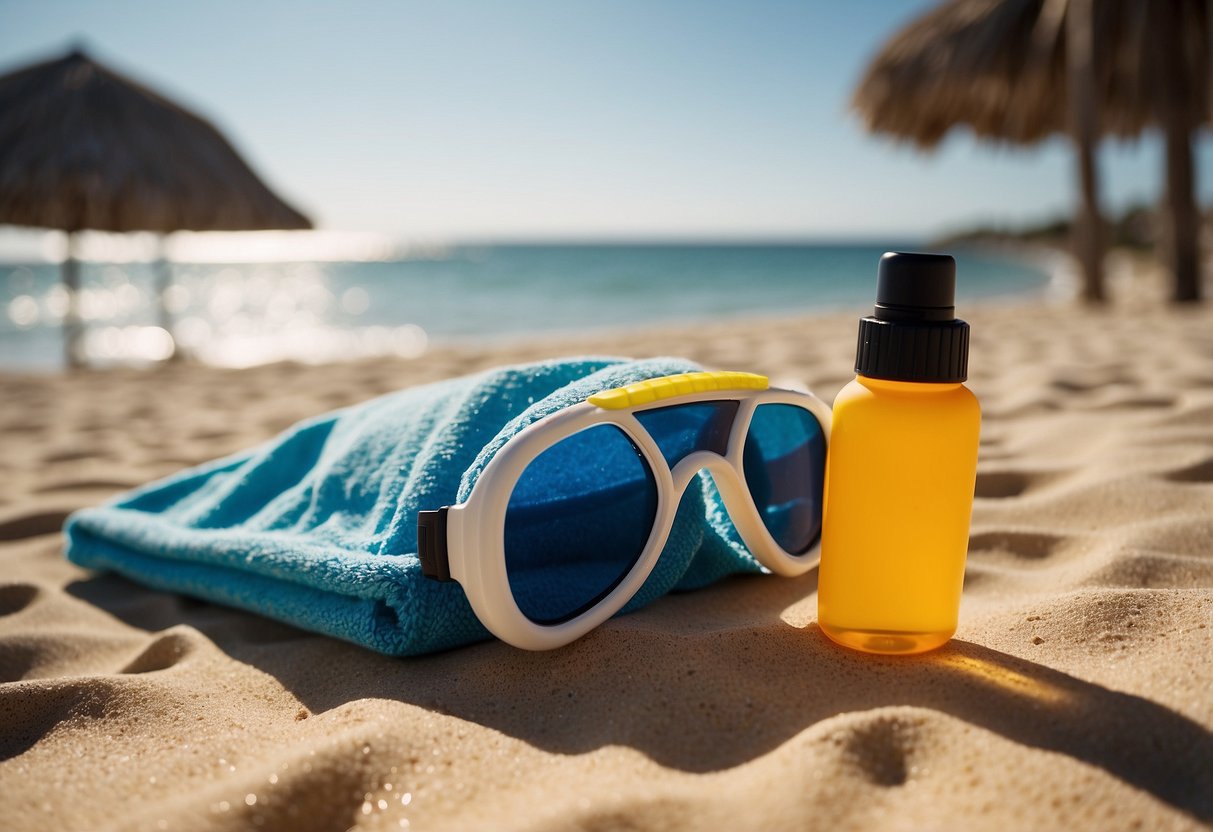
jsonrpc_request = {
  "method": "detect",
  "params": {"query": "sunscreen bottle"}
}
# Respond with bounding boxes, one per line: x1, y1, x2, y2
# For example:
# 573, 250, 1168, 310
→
818, 252, 980, 655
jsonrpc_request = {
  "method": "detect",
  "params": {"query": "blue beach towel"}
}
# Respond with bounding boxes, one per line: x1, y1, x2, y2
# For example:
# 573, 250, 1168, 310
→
65, 357, 767, 656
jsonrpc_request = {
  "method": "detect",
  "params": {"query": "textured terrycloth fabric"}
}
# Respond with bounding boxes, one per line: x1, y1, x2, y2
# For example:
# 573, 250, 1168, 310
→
66, 357, 765, 656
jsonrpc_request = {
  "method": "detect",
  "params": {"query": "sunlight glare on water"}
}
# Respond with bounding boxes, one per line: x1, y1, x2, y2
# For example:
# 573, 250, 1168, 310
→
0, 243, 1051, 372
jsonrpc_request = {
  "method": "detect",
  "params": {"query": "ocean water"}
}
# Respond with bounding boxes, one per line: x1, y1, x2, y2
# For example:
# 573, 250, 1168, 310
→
0, 243, 1051, 372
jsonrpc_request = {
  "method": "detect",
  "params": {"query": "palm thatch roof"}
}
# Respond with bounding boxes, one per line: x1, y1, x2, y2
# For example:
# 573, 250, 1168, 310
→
0, 48, 311, 233
852, 0, 1208, 303
852, 0, 1210, 148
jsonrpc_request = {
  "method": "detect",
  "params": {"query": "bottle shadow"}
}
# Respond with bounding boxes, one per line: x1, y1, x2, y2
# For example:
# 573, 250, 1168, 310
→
62, 572, 1213, 823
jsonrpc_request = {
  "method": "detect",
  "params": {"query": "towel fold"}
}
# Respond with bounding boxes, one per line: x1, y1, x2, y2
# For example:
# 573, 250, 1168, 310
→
66, 356, 765, 656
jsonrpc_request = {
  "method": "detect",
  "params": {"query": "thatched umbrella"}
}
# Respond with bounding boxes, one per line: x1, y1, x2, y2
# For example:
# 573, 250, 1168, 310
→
853, 0, 1208, 303
0, 47, 312, 366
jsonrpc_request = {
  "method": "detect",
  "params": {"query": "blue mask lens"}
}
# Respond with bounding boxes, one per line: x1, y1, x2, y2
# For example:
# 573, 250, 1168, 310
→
633, 401, 738, 468
742, 403, 825, 554
504, 424, 658, 624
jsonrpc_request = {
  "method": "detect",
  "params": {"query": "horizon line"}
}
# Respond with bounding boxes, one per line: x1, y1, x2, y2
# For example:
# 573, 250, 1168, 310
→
0, 226, 943, 266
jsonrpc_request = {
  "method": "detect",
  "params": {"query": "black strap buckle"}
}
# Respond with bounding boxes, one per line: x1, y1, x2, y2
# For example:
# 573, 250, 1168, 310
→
417, 507, 452, 582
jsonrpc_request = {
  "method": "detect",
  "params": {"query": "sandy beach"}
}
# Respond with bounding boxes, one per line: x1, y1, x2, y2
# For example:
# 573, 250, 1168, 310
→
2, 279, 1212, 830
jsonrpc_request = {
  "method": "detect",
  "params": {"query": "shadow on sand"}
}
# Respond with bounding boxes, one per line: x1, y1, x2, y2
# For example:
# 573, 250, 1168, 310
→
62, 570, 1213, 823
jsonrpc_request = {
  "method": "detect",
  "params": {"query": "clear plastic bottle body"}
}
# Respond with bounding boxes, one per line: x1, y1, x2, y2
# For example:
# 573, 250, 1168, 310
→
818, 375, 981, 654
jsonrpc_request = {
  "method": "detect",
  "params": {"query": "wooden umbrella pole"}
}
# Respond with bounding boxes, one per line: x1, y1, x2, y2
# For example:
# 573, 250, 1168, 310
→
1158, 1, 1202, 304
63, 231, 84, 369
1066, 0, 1105, 303
1164, 121, 1201, 303
154, 234, 180, 359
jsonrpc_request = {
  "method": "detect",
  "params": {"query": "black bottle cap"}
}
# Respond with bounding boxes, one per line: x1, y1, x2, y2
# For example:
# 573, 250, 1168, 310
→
855, 252, 970, 383
875, 252, 956, 322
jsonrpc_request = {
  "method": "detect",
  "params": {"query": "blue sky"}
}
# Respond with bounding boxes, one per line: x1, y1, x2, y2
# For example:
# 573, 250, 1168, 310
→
2, 0, 1209, 243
